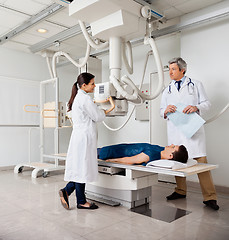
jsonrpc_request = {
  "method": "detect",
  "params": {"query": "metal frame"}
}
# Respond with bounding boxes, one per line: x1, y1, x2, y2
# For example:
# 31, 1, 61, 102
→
14, 77, 65, 178
0, 3, 64, 44
29, 24, 88, 53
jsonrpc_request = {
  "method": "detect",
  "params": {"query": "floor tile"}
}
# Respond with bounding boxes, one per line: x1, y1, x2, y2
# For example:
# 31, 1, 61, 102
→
0, 170, 229, 240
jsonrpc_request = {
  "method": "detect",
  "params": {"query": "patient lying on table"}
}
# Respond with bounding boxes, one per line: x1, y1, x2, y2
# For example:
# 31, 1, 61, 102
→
98, 143, 188, 166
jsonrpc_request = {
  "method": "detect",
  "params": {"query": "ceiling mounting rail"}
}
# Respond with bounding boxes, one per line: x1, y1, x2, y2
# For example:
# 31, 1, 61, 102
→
30, 24, 90, 53
0, 3, 64, 45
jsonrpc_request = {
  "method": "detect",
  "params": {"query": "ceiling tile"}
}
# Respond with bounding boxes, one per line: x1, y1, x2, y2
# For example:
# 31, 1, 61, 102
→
2, 40, 31, 53
25, 21, 68, 38
3, 0, 49, 15
0, 7, 29, 29
0, 25, 9, 36
31, 0, 54, 5
151, 0, 173, 10
165, 0, 188, 6
163, 6, 184, 19
12, 32, 46, 45
63, 34, 87, 48
47, 8, 78, 28
0, 0, 226, 56
175, 0, 223, 14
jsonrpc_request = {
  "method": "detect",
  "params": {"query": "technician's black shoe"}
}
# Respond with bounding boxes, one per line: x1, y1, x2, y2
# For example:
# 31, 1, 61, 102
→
77, 202, 99, 210
203, 200, 219, 210
166, 192, 186, 200
59, 189, 69, 210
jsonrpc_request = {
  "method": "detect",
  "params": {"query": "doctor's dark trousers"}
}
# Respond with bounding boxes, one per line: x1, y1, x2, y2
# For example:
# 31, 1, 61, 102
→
64, 181, 86, 205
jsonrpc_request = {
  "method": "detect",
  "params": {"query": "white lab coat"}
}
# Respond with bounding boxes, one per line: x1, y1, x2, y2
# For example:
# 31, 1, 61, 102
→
64, 89, 105, 183
160, 76, 211, 158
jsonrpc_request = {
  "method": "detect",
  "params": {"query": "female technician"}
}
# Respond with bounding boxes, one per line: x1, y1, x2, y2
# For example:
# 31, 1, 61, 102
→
59, 72, 114, 210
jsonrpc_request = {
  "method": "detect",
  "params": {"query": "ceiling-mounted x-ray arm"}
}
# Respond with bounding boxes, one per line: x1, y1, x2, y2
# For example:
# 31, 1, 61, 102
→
109, 36, 164, 102
78, 20, 109, 50
110, 75, 139, 101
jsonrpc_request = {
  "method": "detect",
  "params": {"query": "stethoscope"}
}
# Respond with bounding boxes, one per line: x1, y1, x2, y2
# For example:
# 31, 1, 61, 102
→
168, 78, 195, 94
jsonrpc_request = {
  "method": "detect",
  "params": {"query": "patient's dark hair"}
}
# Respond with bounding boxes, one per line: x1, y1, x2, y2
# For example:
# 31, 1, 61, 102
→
172, 145, 188, 163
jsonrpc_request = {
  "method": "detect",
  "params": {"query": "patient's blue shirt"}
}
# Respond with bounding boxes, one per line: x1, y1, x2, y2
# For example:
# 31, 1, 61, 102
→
98, 143, 164, 166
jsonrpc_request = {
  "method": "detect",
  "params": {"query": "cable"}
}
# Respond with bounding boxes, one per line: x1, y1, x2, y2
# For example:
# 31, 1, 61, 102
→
51, 43, 90, 77
122, 41, 133, 74
78, 20, 109, 50
205, 103, 229, 124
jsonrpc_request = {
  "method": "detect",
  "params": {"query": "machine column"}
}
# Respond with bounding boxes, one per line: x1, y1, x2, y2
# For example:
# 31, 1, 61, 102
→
109, 36, 122, 81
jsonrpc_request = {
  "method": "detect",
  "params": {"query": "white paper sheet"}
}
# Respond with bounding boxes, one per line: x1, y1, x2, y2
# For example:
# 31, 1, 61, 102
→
167, 103, 205, 138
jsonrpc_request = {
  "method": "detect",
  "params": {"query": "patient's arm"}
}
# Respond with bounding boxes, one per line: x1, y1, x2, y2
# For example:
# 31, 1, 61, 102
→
105, 152, 149, 165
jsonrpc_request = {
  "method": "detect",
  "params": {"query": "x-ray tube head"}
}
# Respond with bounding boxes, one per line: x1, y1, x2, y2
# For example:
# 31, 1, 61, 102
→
94, 82, 116, 101
94, 82, 128, 116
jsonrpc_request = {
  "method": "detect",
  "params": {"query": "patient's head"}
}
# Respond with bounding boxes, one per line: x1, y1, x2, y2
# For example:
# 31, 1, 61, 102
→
172, 145, 188, 163
163, 144, 188, 163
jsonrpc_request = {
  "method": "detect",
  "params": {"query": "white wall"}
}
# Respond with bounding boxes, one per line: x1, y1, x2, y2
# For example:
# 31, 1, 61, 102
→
0, 47, 74, 167
180, 2, 229, 187
150, 33, 180, 147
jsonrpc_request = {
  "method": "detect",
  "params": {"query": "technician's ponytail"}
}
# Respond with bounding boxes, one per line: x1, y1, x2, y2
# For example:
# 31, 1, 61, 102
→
67, 82, 78, 111
67, 72, 95, 111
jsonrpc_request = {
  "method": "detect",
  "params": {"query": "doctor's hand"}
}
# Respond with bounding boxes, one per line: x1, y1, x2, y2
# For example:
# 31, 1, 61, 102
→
183, 105, 198, 114
164, 105, 177, 118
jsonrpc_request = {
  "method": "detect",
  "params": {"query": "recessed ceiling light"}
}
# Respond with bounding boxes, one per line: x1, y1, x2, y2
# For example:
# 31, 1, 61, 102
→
37, 28, 48, 33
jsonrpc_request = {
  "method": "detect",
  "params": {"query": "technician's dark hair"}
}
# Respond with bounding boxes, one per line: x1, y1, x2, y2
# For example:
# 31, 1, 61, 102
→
172, 145, 188, 163
67, 72, 95, 111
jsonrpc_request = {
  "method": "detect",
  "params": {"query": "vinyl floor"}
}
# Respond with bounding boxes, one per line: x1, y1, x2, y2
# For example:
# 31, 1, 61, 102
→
0, 170, 228, 240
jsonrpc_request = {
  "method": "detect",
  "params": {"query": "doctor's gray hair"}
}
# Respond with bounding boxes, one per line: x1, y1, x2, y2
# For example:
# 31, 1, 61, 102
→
169, 57, 187, 74
67, 72, 95, 111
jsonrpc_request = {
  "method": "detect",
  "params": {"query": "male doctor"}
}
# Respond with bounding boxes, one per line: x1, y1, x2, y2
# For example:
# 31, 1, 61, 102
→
160, 57, 219, 210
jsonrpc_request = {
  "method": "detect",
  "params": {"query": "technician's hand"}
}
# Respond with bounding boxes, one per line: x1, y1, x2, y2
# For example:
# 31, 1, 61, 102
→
183, 105, 198, 114
105, 96, 115, 114
164, 105, 177, 118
